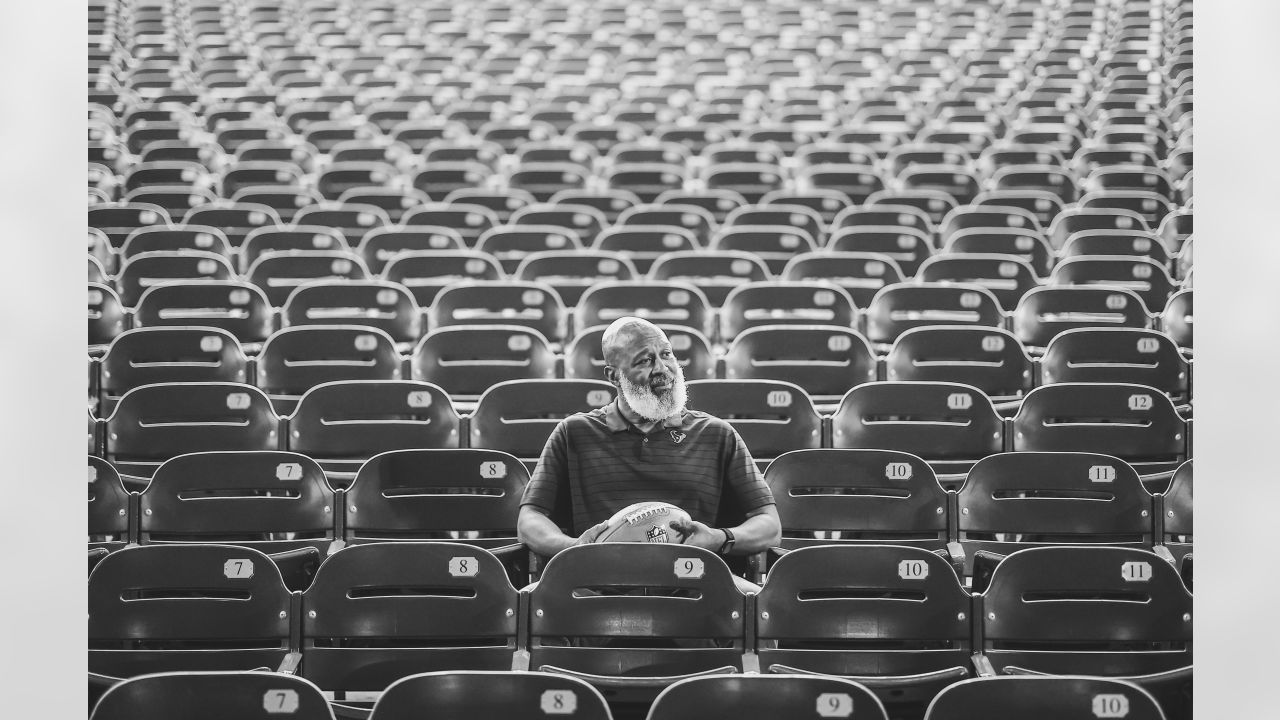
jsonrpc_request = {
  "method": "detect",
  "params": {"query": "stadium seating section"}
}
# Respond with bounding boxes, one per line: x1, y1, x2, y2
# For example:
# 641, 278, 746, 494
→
88, 0, 1193, 717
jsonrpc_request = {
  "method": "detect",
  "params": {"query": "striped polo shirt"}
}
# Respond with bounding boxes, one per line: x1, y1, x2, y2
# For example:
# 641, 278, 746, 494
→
521, 401, 775, 536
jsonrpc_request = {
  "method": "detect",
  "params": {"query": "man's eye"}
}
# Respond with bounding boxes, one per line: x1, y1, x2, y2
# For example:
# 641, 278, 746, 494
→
660, 350, 673, 358
637, 358, 650, 366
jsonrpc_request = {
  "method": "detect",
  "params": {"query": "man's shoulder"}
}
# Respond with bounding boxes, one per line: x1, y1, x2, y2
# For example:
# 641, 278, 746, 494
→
560, 406, 611, 430
683, 409, 734, 434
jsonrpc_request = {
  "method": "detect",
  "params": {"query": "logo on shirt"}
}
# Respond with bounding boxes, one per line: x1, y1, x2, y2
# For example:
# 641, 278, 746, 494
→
669, 430, 686, 444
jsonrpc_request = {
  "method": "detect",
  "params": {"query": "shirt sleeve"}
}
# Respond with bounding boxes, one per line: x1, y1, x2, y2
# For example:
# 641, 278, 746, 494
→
520, 418, 569, 517
721, 423, 774, 513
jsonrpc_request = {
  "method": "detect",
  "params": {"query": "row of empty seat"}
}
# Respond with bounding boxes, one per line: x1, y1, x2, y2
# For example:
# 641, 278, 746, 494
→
88, 541, 1192, 719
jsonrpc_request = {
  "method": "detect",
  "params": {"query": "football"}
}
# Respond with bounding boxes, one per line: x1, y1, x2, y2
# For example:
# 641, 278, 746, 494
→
595, 501, 692, 544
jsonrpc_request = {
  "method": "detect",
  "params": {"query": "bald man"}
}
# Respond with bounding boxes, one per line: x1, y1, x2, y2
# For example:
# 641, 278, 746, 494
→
517, 317, 781, 579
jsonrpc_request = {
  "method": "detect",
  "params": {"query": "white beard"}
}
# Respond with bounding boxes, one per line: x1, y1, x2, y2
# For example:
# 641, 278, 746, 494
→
619, 362, 687, 423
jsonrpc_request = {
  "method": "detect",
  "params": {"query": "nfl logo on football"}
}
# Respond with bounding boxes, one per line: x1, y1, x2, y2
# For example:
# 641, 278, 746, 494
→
646, 525, 669, 543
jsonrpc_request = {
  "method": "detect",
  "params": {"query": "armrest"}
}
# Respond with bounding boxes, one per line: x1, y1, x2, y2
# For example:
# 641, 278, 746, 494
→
267, 547, 321, 592
741, 650, 761, 674
329, 702, 373, 720
276, 651, 302, 675
511, 648, 531, 672
970, 550, 1006, 594
971, 652, 996, 678
767, 663, 969, 686
1152, 545, 1176, 565
944, 542, 966, 577
535, 665, 739, 688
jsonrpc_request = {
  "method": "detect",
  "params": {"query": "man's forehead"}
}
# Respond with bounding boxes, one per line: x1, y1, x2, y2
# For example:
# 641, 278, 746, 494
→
618, 325, 670, 351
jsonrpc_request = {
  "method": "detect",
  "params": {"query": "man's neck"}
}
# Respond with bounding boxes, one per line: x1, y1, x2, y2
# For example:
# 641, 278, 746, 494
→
616, 399, 662, 433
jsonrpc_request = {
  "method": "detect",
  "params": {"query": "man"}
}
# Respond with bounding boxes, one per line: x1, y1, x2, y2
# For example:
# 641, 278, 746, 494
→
517, 316, 781, 585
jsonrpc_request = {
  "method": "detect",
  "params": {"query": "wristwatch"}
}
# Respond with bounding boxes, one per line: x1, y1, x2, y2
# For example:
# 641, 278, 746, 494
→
716, 527, 736, 555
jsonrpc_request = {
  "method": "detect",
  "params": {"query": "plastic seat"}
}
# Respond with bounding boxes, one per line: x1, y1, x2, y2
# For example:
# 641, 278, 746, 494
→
400, 203, 501, 248
382, 251, 504, 308
315, 162, 398, 201
830, 382, 1005, 481
1012, 286, 1152, 350
575, 281, 714, 340
616, 204, 717, 247
509, 162, 590, 203
899, 165, 982, 205
291, 204, 394, 245
1050, 256, 1173, 315
138, 450, 337, 560
827, 226, 935, 277
91, 671, 335, 720
973, 190, 1065, 230
220, 161, 305, 198
764, 449, 951, 559
89, 544, 297, 681
89, 455, 131, 551
956, 452, 1155, 580
246, 251, 371, 307
549, 189, 642, 224
682, 379, 822, 465
445, 188, 539, 224
430, 280, 568, 344
475, 225, 585, 274
115, 251, 237, 307
370, 671, 612, 720
780, 252, 906, 309
868, 190, 959, 227
410, 325, 557, 403
133, 281, 276, 348
885, 327, 1034, 401
339, 187, 431, 225
592, 225, 701, 274
798, 164, 884, 204
720, 280, 857, 343
89, 282, 128, 350
1012, 383, 1188, 480
564, 324, 716, 383
1047, 208, 1150, 251
104, 382, 280, 479
182, 201, 282, 249
355, 226, 466, 273
513, 250, 640, 307
865, 283, 1005, 347
254, 325, 401, 414
646, 675, 888, 720
281, 280, 421, 345
977, 547, 1192, 720
89, 202, 172, 248
527, 544, 748, 708
1081, 190, 1176, 231
1040, 328, 1190, 400
710, 225, 818, 275
723, 205, 826, 247
918, 254, 1041, 312
923, 676, 1168, 720
469, 379, 617, 461
721, 324, 876, 405
240, 226, 352, 274
508, 204, 608, 246
119, 225, 233, 262
1058, 229, 1171, 268
289, 380, 460, 483
755, 545, 971, 717
300, 543, 521, 694
98, 327, 248, 416
702, 162, 785, 204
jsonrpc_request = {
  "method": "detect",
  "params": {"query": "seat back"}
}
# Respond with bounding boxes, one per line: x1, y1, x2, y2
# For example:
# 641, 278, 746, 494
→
88, 544, 294, 678
470, 379, 617, 460
90, 283, 128, 347
765, 449, 949, 551
138, 450, 334, 552
116, 251, 237, 307
781, 252, 905, 309
923, 677, 1168, 720
565, 324, 716, 382
430, 281, 568, 343
886, 327, 1034, 400
755, 545, 971, 712
256, 326, 402, 412
281, 280, 421, 343
722, 326, 877, 400
1012, 383, 1187, 465
371, 671, 613, 720
647, 250, 772, 307
382, 250, 505, 307
830, 382, 1004, 465
575, 281, 714, 339
245, 251, 370, 307
411, 325, 557, 399
99, 327, 248, 413
1050, 256, 1173, 313
685, 379, 822, 462
1160, 460, 1192, 565
646, 675, 889, 720
1040, 328, 1189, 398
301, 543, 520, 692
89, 455, 131, 547
917, 254, 1042, 312
866, 283, 1005, 345
133, 281, 276, 345
720, 282, 858, 343
91, 671, 335, 720
344, 448, 528, 543
475, 225, 585, 274
1012, 286, 1151, 349
106, 382, 280, 476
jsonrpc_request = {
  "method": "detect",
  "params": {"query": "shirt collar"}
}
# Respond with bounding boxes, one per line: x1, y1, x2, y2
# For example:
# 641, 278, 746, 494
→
603, 400, 691, 433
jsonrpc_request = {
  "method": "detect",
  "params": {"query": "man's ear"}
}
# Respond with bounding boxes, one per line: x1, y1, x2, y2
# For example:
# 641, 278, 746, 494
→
603, 366, 618, 385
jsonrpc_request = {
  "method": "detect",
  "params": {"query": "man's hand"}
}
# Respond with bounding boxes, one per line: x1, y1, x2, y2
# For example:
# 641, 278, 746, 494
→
573, 520, 610, 547
670, 518, 725, 552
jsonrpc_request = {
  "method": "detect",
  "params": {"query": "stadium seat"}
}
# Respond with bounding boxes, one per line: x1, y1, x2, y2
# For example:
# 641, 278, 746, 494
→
355, 226, 466, 273
575, 281, 715, 340
137, 450, 338, 565
98, 327, 249, 416
1047, 208, 1150, 252
1157, 460, 1193, 570
382, 250, 505, 308
1012, 383, 1188, 482
830, 382, 1005, 482
722, 326, 877, 407
922, 676, 1168, 720
410, 325, 557, 404
976, 547, 1192, 720
91, 671, 335, 720
115, 251, 237, 307
682, 380, 822, 466
973, 190, 1064, 230
89, 202, 172, 248
720, 281, 858, 345
475, 225, 585, 275
255, 325, 402, 414
105, 382, 280, 479
469, 379, 617, 462
514, 250, 640, 307
370, 671, 612, 720
956, 452, 1155, 582
564, 324, 716, 383
89, 455, 132, 551
592, 225, 702, 274
1049, 256, 1174, 314
865, 283, 1005, 348
526, 544, 748, 708
133, 280, 276, 349
119, 225, 233, 262
509, 204, 608, 246
647, 250, 772, 307
917, 254, 1042, 312
281, 280, 421, 346
1012, 286, 1152, 351
292, 204, 394, 245
300, 543, 521, 695
755, 545, 971, 717
646, 675, 888, 720
89, 282, 128, 351
89, 544, 298, 682
182, 201, 282, 249
827, 225, 934, 278
780, 252, 906, 309
246, 251, 371, 307
400, 203, 501, 248
430, 281, 569, 345
885, 327, 1034, 403
1040, 328, 1190, 401
289, 380, 460, 484
616, 204, 717, 247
